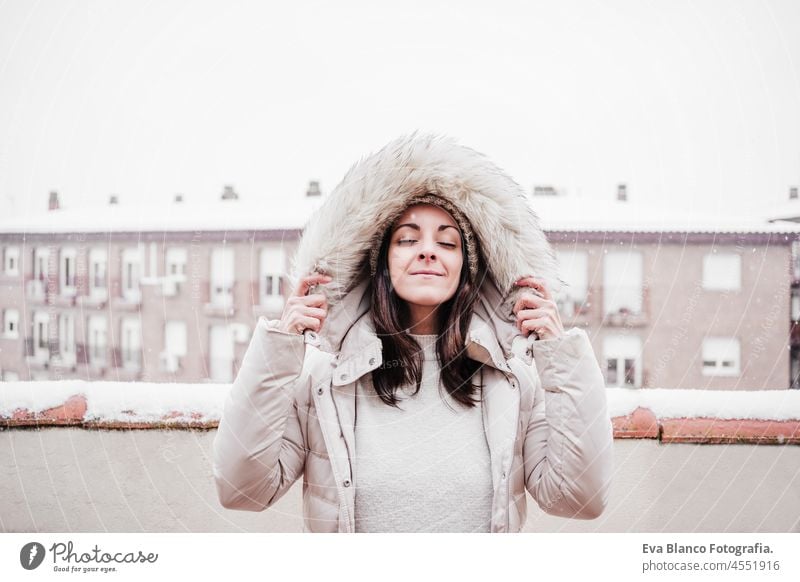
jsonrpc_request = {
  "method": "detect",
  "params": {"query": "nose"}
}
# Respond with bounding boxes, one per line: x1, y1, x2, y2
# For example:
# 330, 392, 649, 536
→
418, 237, 437, 262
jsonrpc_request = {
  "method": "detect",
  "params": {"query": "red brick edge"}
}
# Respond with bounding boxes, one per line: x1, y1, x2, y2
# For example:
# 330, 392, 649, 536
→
2, 398, 800, 443
1, 394, 216, 430
611, 406, 800, 444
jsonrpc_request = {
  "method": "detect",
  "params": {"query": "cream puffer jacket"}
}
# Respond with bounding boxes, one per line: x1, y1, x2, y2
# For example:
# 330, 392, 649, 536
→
212, 133, 614, 532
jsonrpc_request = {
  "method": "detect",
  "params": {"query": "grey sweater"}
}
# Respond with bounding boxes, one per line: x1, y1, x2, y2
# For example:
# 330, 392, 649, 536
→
353, 333, 494, 533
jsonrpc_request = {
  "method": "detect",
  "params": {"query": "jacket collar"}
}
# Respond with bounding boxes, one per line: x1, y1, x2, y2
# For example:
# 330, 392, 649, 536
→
319, 277, 531, 387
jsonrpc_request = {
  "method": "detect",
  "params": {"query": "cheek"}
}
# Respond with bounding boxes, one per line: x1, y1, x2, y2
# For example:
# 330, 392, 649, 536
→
446, 253, 464, 278
387, 247, 410, 273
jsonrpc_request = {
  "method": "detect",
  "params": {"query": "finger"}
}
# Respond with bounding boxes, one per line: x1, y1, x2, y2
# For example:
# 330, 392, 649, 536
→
515, 308, 543, 324
300, 306, 327, 321
296, 315, 324, 333
299, 293, 328, 308
515, 276, 549, 300
513, 292, 542, 315
295, 273, 333, 297
519, 316, 548, 336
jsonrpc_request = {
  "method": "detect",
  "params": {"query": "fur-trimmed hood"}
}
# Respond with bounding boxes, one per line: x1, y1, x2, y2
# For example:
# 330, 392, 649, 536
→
287, 132, 564, 357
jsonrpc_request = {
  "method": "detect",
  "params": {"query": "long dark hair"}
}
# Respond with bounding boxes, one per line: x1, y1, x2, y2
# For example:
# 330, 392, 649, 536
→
368, 223, 487, 410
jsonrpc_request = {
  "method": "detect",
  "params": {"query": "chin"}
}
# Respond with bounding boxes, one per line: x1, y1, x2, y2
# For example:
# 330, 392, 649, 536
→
396, 287, 454, 306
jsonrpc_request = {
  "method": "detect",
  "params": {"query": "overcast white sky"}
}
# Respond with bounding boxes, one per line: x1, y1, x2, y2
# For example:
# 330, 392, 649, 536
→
1, 0, 798, 221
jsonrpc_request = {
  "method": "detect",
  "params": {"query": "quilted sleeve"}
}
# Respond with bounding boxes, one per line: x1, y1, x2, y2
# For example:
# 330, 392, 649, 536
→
522, 327, 614, 519
212, 317, 309, 511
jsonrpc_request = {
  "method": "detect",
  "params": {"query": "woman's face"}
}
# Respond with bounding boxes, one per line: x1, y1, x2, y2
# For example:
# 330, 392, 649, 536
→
387, 203, 464, 312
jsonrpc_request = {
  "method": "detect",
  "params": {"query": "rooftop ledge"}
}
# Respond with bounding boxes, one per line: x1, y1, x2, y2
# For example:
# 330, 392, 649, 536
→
1, 382, 799, 444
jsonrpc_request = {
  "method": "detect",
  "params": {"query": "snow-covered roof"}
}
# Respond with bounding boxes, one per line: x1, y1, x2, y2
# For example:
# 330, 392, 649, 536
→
529, 195, 800, 235
761, 198, 800, 224
1, 192, 799, 236
0, 195, 326, 235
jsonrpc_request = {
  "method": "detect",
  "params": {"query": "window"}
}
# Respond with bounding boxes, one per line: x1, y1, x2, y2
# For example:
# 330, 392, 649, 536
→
121, 248, 142, 301
32, 311, 50, 358
603, 250, 643, 315
3, 309, 19, 338
3, 246, 19, 276
165, 248, 187, 295
703, 251, 741, 291
166, 247, 187, 278
34, 247, 50, 281
793, 287, 800, 322
89, 248, 108, 297
60, 247, 77, 295
260, 246, 285, 303
162, 320, 187, 372
121, 317, 142, 368
210, 247, 235, 308
148, 242, 158, 277
793, 240, 800, 280
58, 313, 75, 365
209, 324, 234, 382
555, 249, 588, 317
165, 321, 187, 357
603, 334, 642, 387
87, 315, 107, 365
702, 337, 740, 376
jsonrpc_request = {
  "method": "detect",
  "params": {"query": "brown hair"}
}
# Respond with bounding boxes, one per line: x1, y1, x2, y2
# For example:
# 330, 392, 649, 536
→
368, 222, 487, 410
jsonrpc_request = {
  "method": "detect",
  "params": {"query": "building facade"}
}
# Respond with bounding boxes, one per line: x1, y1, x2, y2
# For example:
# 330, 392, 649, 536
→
1, 186, 799, 389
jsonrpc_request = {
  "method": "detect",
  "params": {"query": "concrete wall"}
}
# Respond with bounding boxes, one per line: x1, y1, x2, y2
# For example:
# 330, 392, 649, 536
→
1, 428, 798, 533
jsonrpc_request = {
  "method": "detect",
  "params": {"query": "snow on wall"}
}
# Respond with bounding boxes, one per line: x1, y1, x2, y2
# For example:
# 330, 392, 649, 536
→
1, 381, 799, 423
606, 387, 800, 421
0, 380, 227, 424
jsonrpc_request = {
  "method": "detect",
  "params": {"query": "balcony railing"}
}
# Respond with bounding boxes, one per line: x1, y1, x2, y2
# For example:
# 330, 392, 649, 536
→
600, 284, 651, 327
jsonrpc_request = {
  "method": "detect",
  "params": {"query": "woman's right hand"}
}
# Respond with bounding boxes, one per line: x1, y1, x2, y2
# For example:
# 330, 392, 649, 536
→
276, 273, 333, 335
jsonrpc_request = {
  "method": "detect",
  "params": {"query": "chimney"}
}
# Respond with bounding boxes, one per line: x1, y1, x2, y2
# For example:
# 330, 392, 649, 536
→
306, 180, 321, 197
109, 194, 119, 205
532, 185, 558, 196
617, 183, 627, 202
790, 186, 798, 200
174, 193, 183, 203
221, 185, 238, 200
48, 190, 60, 211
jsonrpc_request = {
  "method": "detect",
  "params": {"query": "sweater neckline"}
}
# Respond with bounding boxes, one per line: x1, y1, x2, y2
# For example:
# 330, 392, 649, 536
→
408, 333, 438, 361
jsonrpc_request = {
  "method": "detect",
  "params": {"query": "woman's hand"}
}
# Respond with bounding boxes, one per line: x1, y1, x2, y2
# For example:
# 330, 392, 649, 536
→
277, 273, 333, 335
512, 276, 565, 341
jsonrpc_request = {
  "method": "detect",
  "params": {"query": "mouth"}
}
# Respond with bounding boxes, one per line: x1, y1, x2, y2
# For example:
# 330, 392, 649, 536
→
411, 271, 444, 276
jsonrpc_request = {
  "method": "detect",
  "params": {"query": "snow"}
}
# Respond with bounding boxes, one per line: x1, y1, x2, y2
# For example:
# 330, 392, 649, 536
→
606, 388, 800, 421
0, 380, 228, 424
2, 193, 799, 235
530, 196, 800, 234
1, 381, 800, 423
0, 196, 326, 234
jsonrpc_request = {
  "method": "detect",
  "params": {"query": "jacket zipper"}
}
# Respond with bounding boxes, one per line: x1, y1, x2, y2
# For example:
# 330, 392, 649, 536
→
315, 359, 354, 533
505, 367, 520, 533
330, 382, 355, 532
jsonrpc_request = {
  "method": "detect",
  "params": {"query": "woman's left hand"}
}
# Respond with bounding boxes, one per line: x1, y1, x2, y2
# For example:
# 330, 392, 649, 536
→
512, 276, 565, 341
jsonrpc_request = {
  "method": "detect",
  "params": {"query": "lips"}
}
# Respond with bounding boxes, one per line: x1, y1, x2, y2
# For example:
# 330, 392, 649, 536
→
411, 270, 444, 276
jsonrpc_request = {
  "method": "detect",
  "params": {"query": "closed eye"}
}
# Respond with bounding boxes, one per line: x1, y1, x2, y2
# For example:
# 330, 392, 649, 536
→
398, 239, 457, 248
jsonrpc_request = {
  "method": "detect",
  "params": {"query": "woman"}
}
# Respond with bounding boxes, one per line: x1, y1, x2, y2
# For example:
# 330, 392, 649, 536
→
212, 133, 614, 533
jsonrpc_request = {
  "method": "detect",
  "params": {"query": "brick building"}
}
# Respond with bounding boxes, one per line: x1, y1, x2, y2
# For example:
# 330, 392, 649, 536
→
1, 183, 798, 389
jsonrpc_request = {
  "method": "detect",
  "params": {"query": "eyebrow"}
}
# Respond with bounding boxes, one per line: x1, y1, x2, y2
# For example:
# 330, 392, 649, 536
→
393, 223, 459, 233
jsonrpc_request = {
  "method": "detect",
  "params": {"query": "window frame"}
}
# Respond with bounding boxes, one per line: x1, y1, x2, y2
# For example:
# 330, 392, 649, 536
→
702, 251, 741, 292
3, 246, 20, 276
701, 336, 741, 377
